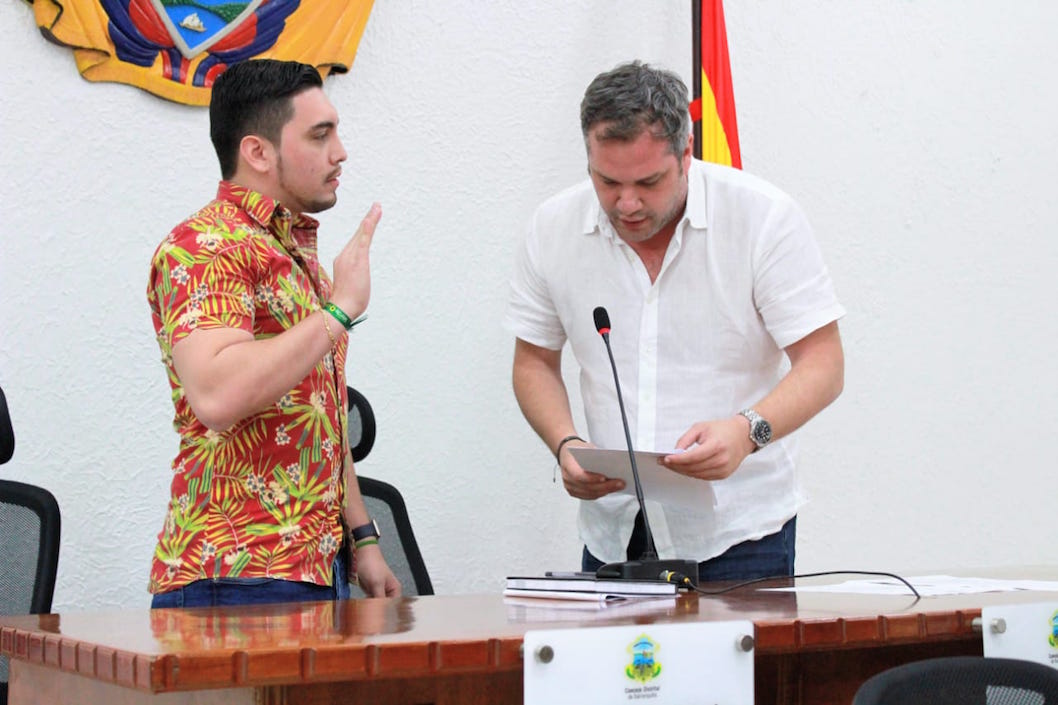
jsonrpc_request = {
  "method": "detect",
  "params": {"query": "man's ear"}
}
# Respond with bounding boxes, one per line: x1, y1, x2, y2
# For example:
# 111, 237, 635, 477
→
239, 135, 276, 175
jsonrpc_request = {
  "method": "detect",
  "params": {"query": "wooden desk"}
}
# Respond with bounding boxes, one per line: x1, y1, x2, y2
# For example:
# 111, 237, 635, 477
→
3, 575, 1056, 705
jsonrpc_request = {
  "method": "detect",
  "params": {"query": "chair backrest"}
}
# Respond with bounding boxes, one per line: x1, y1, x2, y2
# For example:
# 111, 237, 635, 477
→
0, 480, 61, 615
346, 386, 433, 596
852, 656, 1058, 705
347, 385, 376, 463
0, 479, 61, 704
351, 476, 434, 597
0, 385, 14, 466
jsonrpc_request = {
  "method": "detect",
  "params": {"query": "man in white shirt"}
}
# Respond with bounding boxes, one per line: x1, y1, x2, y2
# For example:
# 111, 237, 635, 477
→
503, 61, 845, 581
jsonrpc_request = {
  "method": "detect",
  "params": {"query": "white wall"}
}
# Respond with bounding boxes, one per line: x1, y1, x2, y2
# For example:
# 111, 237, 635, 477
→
1, 2, 1055, 612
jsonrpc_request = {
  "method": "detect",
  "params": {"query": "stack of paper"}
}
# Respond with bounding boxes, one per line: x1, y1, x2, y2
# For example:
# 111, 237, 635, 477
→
504, 574, 679, 604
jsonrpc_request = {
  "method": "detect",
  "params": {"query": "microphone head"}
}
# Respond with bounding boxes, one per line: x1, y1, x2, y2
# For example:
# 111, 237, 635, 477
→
593, 306, 611, 334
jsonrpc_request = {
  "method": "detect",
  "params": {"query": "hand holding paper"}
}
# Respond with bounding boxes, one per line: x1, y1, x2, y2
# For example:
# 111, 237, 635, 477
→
660, 416, 754, 481
568, 447, 717, 511
557, 440, 625, 500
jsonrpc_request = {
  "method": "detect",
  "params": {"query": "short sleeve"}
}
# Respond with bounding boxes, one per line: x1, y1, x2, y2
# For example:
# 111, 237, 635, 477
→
149, 220, 258, 349
503, 215, 568, 351
753, 198, 845, 350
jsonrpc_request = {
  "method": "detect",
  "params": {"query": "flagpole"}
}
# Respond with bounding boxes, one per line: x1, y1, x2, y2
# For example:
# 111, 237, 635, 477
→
692, 0, 703, 160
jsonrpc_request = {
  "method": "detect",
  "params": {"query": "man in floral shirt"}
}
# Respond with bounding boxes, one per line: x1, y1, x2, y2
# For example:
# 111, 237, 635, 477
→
147, 59, 400, 607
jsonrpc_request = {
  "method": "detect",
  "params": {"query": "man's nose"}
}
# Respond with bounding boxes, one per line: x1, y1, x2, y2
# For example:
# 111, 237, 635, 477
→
616, 188, 641, 213
333, 138, 348, 163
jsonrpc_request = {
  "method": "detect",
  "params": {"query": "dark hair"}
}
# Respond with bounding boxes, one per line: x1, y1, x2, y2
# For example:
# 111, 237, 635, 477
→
580, 61, 690, 158
209, 59, 324, 179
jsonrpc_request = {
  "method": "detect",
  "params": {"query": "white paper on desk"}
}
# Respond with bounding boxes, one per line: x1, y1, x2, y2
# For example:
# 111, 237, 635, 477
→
568, 447, 716, 511
764, 575, 1058, 597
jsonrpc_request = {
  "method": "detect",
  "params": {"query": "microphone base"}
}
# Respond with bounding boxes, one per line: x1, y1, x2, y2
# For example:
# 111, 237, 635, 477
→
596, 559, 700, 587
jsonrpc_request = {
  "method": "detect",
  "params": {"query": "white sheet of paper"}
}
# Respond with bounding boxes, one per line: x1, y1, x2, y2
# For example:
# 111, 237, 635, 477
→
568, 447, 716, 511
764, 575, 1058, 597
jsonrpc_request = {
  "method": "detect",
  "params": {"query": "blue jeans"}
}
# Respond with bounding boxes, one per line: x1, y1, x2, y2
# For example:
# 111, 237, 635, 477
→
582, 515, 797, 583
151, 552, 351, 608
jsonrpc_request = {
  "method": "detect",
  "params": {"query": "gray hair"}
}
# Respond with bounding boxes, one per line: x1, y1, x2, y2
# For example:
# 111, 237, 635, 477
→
580, 61, 690, 158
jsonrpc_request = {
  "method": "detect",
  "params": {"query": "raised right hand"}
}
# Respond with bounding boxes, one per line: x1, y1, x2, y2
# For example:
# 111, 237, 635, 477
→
329, 202, 382, 317
559, 439, 626, 500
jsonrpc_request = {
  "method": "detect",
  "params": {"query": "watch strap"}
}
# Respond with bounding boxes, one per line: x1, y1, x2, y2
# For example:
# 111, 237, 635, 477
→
350, 519, 380, 543
738, 408, 772, 450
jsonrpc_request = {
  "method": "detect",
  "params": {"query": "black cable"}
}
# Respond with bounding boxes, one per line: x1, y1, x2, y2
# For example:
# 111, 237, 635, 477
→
663, 569, 922, 600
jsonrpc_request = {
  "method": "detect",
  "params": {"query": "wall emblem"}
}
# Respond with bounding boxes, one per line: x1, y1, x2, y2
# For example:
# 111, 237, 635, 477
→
139, 1, 270, 59
29, 0, 375, 105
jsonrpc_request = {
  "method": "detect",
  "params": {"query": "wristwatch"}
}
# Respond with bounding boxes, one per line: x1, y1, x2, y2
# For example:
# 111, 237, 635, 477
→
349, 519, 381, 543
738, 409, 772, 451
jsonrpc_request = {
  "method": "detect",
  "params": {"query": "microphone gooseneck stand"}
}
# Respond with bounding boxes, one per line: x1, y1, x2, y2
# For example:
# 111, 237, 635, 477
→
591, 306, 700, 586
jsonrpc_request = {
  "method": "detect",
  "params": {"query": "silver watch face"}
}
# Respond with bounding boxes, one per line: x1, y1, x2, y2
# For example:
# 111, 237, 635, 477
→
750, 418, 772, 447
741, 409, 772, 448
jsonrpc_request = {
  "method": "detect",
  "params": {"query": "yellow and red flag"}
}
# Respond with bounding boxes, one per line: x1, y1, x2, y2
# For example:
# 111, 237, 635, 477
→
690, 0, 741, 168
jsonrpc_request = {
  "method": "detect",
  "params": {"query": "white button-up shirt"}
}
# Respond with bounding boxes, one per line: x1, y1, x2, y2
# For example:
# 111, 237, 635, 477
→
504, 159, 845, 563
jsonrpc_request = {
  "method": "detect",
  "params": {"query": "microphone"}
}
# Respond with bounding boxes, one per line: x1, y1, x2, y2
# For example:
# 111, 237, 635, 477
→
591, 306, 699, 586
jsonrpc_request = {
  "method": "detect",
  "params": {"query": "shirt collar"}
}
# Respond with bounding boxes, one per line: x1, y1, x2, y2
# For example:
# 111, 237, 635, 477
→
581, 194, 604, 237
683, 159, 708, 231
215, 181, 320, 233
580, 158, 709, 240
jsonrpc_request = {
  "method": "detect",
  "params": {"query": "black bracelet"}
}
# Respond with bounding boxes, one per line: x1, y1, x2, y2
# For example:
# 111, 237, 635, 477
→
554, 434, 584, 458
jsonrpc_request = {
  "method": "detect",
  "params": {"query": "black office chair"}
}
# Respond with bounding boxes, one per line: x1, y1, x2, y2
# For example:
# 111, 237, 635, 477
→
0, 385, 13, 466
852, 656, 1058, 705
347, 385, 376, 464
346, 386, 434, 596
0, 481, 62, 705
0, 385, 63, 705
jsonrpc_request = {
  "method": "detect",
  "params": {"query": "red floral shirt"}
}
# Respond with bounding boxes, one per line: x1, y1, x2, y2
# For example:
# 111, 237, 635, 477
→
147, 181, 349, 594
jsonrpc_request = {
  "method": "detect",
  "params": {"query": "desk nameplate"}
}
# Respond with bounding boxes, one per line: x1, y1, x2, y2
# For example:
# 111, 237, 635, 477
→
524, 621, 754, 705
